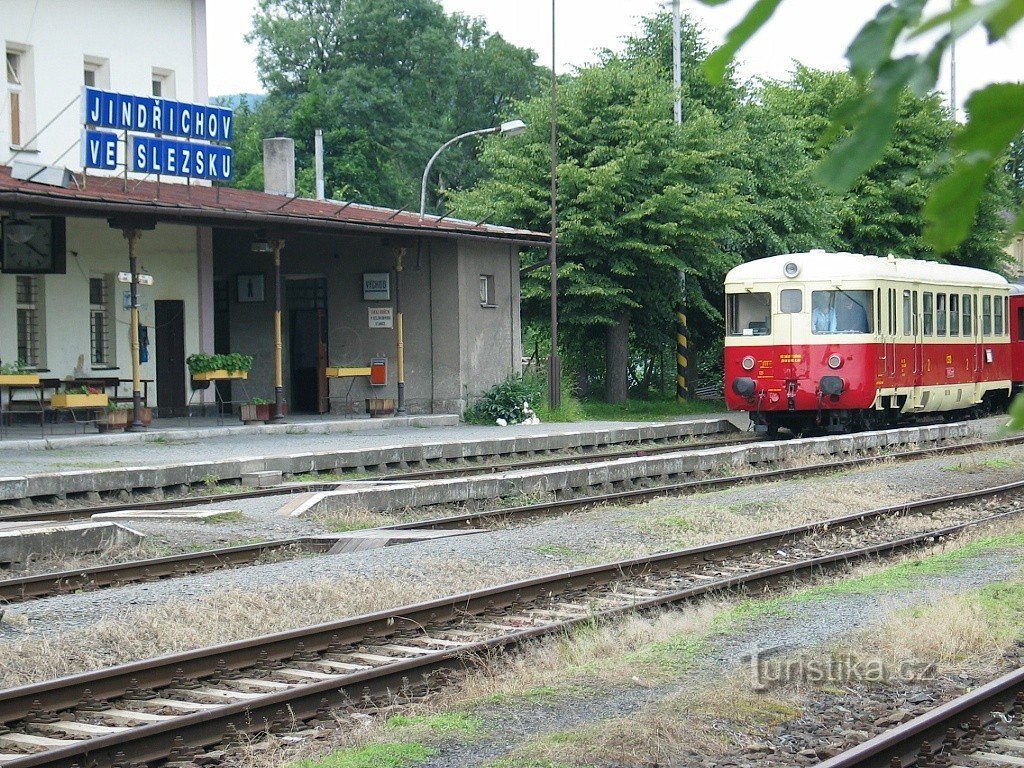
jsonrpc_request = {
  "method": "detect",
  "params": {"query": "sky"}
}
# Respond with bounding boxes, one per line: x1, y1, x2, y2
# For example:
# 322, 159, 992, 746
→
205, 0, 1024, 117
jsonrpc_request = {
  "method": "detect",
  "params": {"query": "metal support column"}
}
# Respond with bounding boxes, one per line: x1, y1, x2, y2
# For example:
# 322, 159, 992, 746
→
548, 0, 561, 410
676, 269, 690, 402
395, 248, 407, 415
273, 239, 285, 421
123, 228, 145, 430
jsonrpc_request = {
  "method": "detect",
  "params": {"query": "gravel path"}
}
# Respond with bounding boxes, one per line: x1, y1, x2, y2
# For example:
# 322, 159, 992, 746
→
4, 424, 1023, 642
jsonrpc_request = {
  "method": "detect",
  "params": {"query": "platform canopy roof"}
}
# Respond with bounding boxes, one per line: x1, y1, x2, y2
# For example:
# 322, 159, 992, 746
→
0, 165, 550, 247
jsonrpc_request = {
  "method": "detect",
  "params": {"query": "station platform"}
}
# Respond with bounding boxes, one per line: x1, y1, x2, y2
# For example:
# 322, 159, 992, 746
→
0, 413, 747, 504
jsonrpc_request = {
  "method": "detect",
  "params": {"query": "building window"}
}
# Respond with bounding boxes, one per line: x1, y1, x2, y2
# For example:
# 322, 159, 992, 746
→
151, 68, 175, 98
83, 57, 109, 89
6, 48, 25, 147
89, 276, 114, 366
479, 274, 496, 307
16, 275, 43, 367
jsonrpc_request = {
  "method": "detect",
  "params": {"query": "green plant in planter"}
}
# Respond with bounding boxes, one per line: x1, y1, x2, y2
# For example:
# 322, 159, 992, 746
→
0, 359, 31, 375
187, 353, 255, 375
58, 385, 92, 395
250, 396, 272, 405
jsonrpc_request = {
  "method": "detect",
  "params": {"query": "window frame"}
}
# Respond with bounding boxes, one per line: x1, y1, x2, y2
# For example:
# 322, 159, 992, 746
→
15, 275, 43, 367
479, 274, 497, 308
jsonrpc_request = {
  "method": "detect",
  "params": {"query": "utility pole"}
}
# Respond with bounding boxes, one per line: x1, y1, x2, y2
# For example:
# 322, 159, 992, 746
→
673, 0, 690, 403
548, 0, 561, 410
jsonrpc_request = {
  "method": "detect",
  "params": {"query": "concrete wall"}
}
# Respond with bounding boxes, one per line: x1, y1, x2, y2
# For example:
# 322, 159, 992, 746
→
458, 239, 523, 401
0, 217, 201, 407
1, 0, 204, 174
213, 230, 522, 414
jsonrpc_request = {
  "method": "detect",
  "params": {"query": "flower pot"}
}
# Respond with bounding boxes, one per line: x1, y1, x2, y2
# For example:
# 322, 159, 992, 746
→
0, 374, 40, 386
192, 370, 249, 381
96, 409, 129, 433
240, 403, 272, 424
365, 397, 396, 417
52, 393, 109, 408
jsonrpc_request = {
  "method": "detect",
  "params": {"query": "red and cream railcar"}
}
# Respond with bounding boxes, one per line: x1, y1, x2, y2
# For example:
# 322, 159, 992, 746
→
724, 251, 1012, 435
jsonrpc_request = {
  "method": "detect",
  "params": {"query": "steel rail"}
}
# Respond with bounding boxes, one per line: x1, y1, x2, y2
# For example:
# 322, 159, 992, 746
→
0, 491, 1022, 766
0, 538, 333, 603
815, 665, 1024, 768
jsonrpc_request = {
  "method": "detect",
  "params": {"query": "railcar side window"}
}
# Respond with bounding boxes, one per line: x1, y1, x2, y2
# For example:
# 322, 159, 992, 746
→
963, 295, 972, 336
726, 292, 771, 336
779, 288, 802, 313
995, 295, 1004, 335
923, 293, 934, 336
889, 289, 897, 336
902, 291, 912, 335
936, 293, 947, 336
949, 294, 959, 337
811, 289, 873, 334
1018, 307, 1024, 341
983, 295, 992, 336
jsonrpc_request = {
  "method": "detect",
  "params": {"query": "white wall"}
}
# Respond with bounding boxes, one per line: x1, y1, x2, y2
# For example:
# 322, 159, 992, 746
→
0, 218, 201, 407
1, 0, 205, 173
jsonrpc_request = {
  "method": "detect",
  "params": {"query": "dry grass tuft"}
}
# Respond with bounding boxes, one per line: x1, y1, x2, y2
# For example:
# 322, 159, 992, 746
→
0, 560, 536, 688
312, 505, 399, 532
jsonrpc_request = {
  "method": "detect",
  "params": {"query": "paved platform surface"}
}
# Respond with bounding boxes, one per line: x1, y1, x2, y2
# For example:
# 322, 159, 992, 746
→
0, 413, 746, 479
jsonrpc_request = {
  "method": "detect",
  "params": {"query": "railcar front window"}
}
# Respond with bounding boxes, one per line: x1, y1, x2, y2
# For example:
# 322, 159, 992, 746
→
727, 292, 771, 336
936, 294, 947, 336
983, 296, 992, 336
923, 293, 934, 336
811, 289, 873, 334
963, 295, 972, 336
995, 295, 1005, 335
903, 291, 912, 335
780, 289, 802, 313
949, 294, 959, 337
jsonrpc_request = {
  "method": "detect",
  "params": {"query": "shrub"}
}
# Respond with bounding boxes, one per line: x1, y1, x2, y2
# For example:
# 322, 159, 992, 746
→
470, 375, 543, 425
186, 353, 254, 375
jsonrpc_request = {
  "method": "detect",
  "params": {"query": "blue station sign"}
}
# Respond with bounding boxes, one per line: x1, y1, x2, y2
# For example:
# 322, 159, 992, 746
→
81, 86, 233, 181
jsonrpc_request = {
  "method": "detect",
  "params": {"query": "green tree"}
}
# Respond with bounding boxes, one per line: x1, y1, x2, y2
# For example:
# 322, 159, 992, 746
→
451, 61, 745, 402
235, 0, 544, 207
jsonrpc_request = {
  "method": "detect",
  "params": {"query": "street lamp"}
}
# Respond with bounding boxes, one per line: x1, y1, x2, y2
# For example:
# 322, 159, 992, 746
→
418, 119, 526, 220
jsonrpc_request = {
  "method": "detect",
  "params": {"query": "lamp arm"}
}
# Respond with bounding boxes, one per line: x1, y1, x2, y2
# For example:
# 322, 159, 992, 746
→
419, 126, 499, 219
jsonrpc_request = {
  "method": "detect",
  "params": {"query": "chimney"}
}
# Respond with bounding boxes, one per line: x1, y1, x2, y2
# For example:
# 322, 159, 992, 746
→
263, 137, 295, 197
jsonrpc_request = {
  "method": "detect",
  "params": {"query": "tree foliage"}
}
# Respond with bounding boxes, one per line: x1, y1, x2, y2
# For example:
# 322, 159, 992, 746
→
234, 0, 545, 207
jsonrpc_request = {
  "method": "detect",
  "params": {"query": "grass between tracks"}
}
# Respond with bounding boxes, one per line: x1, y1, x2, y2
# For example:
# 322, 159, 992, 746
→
249, 524, 1024, 768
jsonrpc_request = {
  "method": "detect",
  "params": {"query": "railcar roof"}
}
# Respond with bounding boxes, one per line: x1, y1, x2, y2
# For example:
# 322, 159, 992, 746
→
726, 251, 1008, 289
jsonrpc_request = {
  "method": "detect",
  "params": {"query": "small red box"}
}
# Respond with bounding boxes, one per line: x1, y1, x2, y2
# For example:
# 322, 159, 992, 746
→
370, 358, 387, 386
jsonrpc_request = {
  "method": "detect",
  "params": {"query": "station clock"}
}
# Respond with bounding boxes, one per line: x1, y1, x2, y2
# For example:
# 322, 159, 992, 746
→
1, 215, 67, 274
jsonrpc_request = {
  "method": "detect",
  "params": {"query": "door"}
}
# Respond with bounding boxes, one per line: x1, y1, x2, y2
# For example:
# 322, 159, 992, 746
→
910, 288, 924, 409
287, 278, 328, 413
155, 300, 186, 417
212, 279, 232, 408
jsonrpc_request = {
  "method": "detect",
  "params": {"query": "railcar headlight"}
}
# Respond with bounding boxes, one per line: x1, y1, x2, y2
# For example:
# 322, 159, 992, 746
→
783, 261, 800, 278
828, 353, 843, 369
741, 356, 756, 371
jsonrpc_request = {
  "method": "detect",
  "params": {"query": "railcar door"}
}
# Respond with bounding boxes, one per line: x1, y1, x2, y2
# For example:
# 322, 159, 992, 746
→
911, 287, 924, 409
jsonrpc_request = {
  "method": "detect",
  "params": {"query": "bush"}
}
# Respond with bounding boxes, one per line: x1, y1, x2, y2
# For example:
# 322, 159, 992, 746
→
186, 353, 254, 375
469, 374, 543, 425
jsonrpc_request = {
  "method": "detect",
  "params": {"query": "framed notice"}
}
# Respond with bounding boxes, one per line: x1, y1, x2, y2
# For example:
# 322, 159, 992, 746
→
363, 272, 390, 301
237, 274, 265, 303
369, 307, 394, 328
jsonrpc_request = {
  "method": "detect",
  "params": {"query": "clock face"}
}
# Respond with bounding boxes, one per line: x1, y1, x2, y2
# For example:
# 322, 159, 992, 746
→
1, 217, 66, 274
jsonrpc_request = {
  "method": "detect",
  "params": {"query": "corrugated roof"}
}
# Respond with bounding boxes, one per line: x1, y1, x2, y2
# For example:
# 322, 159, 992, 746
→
0, 165, 549, 246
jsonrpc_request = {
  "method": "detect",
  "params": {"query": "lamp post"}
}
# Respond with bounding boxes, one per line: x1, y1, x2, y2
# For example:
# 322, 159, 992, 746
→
409, 119, 525, 416
419, 119, 526, 220
548, 0, 561, 410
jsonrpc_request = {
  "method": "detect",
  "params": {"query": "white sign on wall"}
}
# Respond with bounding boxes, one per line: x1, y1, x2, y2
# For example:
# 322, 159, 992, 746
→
363, 272, 390, 300
369, 307, 394, 328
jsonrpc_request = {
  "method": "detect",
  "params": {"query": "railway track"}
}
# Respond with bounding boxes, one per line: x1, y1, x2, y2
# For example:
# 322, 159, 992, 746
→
5, 434, 1024, 604
817, 664, 1024, 768
0, 482, 1022, 767
0, 433, 758, 525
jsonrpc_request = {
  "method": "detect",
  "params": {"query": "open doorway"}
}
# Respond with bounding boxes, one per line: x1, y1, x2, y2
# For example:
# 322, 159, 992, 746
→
287, 277, 328, 413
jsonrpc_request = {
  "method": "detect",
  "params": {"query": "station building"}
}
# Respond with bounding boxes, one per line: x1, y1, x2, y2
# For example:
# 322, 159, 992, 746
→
0, 0, 543, 418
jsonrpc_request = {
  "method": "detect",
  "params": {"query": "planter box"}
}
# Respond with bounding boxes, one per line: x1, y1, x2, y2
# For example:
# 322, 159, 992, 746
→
96, 409, 130, 433
240, 403, 272, 424
52, 393, 109, 408
366, 397, 396, 417
0, 374, 40, 386
191, 370, 249, 381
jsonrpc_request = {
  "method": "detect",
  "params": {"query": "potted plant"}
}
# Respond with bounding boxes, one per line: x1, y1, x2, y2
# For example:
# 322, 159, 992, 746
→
52, 385, 109, 409
187, 353, 254, 381
96, 403, 131, 433
0, 359, 40, 387
239, 396, 272, 424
